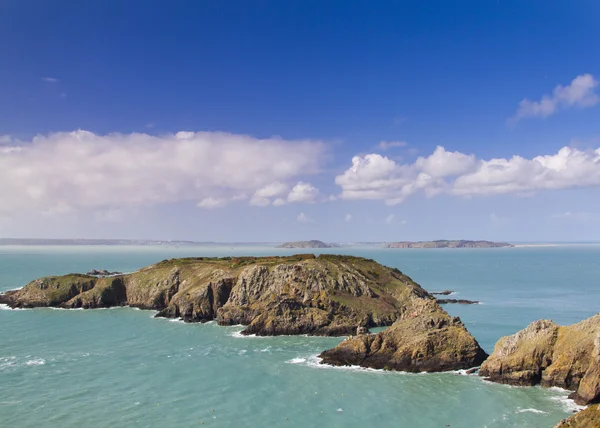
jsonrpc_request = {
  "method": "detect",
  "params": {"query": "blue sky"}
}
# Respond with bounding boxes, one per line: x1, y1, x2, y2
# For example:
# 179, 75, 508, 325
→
0, 0, 599, 242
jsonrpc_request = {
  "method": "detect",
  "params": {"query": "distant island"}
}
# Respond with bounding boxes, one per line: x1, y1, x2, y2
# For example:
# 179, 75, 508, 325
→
277, 240, 336, 249
384, 240, 513, 249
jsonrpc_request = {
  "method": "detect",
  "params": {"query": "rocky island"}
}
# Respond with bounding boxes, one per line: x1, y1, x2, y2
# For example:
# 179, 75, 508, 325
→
480, 314, 600, 405
384, 240, 513, 249
0, 254, 486, 372
276, 240, 335, 248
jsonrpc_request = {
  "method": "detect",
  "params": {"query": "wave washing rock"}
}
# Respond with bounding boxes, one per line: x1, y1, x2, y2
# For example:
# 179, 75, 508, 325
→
0, 254, 467, 343
318, 299, 488, 372
554, 404, 600, 427
479, 315, 600, 405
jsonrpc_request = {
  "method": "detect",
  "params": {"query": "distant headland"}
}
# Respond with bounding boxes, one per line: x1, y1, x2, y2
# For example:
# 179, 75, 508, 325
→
383, 240, 513, 249
276, 240, 336, 249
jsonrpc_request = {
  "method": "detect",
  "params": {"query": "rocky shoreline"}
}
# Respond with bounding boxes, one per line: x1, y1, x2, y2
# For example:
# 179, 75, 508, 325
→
1, 254, 597, 426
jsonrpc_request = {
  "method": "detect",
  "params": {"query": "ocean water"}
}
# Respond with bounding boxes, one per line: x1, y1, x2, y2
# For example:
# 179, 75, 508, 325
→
1, 244, 599, 428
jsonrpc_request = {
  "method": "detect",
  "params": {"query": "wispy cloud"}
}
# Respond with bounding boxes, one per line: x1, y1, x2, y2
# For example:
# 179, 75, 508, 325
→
510, 74, 599, 124
42, 77, 59, 83
385, 214, 395, 224
378, 140, 408, 151
344, 213, 352, 222
552, 211, 595, 222
297, 212, 313, 223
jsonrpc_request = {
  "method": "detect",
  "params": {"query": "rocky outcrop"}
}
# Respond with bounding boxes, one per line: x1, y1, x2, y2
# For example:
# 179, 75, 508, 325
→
431, 290, 453, 295
479, 315, 600, 405
318, 298, 488, 372
87, 269, 123, 276
436, 298, 479, 304
554, 404, 600, 427
0, 254, 458, 342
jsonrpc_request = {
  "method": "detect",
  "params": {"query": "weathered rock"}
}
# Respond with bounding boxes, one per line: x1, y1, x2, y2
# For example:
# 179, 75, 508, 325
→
480, 315, 600, 405
436, 298, 480, 305
319, 299, 488, 372
87, 269, 123, 276
431, 290, 454, 296
0, 254, 445, 338
554, 404, 600, 427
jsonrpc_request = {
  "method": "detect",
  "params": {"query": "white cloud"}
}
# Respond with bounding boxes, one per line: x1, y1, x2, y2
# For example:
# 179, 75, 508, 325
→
511, 74, 599, 123
378, 140, 408, 150
552, 211, 594, 221
344, 213, 352, 222
336, 145, 600, 204
287, 181, 320, 203
385, 214, 395, 224
272, 198, 286, 206
197, 197, 227, 209
42, 77, 59, 83
250, 181, 289, 206
0, 130, 324, 217
0, 135, 12, 144
297, 212, 313, 223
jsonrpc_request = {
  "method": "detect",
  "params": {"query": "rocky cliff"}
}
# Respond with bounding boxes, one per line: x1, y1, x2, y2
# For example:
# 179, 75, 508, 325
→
479, 315, 600, 405
0, 254, 468, 343
318, 298, 488, 372
554, 404, 600, 427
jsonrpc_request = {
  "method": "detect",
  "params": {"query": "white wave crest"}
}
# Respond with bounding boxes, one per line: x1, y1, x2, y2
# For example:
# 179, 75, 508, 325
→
25, 358, 45, 366
516, 408, 547, 414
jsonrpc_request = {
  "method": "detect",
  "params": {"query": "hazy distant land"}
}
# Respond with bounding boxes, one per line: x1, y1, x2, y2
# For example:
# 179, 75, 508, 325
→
383, 240, 514, 249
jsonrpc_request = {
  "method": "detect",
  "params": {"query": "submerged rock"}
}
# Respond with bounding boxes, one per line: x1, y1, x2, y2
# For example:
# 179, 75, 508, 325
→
554, 404, 600, 427
318, 299, 488, 372
480, 315, 600, 405
0, 254, 452, 340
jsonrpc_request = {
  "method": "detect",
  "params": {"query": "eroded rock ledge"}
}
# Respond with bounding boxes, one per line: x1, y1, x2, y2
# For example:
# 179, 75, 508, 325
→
479, 315, 600, 405
318, 299, 488, 372
554, 404, 600, 427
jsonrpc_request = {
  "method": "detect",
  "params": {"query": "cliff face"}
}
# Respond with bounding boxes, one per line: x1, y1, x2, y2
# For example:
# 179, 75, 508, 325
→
554, 404, 600, 427
479, 315, 600, 405
0, 254, 441, 338
318, 298, 488, 372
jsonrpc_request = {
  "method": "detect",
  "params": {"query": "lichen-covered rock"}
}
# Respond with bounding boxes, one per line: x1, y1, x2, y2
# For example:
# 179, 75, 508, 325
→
0, 254, 444, 338
480, 314, 600, 405
554, 404, 600, 427
318, 299, 487, 372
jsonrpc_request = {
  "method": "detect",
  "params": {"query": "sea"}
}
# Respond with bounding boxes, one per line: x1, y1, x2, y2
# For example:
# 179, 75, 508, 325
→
1, 244, 599, 428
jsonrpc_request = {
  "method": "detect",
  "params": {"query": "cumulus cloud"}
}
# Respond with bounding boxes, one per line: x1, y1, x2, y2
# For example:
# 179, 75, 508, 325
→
0, 130, 324, 217
378, 140, 407, 150
336, 145, 600, 204
287, 182, 320, 203
511, 74, 599, 124
297, 212, 313, 223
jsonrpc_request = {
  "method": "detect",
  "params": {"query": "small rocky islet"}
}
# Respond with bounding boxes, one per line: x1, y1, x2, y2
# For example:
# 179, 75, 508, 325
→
1, 254, 597, 427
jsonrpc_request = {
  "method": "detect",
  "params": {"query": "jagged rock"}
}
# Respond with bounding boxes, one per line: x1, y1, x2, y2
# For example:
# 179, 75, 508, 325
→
554, 404, 600, 427
87, 269, 123, 276
480, 315, 600, 405
0, 254, 445, 339
436, 299, 479, 305
431, 290, 454, 295
356, 326, 369, 335
318, 299, 487, 372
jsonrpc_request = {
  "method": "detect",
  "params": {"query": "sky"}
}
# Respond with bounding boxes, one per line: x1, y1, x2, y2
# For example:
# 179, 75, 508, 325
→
1, 0, 599, 242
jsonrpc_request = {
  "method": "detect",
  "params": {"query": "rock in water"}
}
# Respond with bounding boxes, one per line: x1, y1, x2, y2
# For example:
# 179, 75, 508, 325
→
319, 299, 488, 372
553, 404, 600, 427
479, 314, 600, 405
0, 254, 461, 341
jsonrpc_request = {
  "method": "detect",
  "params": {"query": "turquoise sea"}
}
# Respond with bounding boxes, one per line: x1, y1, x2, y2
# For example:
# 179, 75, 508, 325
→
1, 245, 599, 428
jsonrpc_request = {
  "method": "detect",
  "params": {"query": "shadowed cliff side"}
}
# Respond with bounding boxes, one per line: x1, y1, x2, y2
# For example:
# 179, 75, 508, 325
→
0, 254, 443, 338
479, 314, 600, 406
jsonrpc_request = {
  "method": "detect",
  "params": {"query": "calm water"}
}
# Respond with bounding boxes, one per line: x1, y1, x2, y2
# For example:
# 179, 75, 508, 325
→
1, 245, 599, 427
